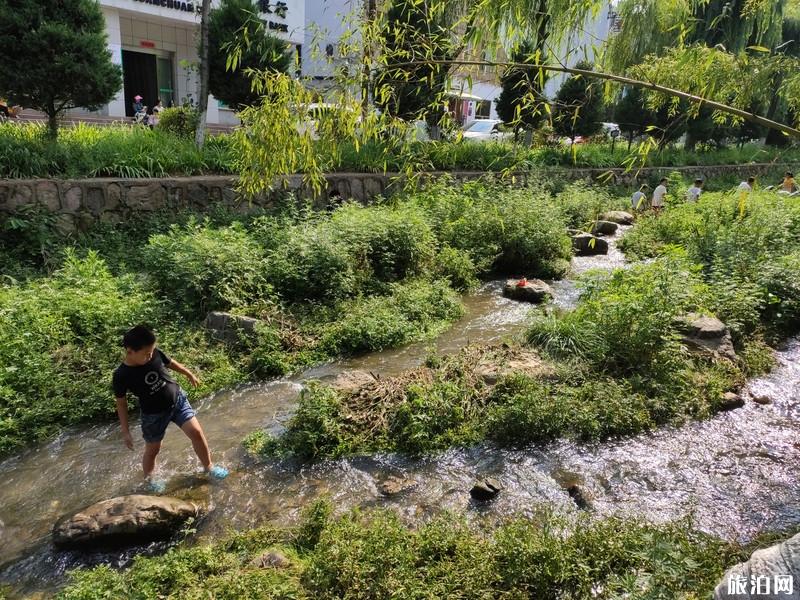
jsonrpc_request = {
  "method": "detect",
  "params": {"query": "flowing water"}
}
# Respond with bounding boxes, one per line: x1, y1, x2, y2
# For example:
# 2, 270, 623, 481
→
4, 227, 800, 597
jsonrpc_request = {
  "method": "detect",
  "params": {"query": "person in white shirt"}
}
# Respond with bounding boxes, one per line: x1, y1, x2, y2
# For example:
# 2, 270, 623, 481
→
631, 184, 649, 211
651, 178, 668, 212
686, 179, 703, 202
737, 177, 755, 192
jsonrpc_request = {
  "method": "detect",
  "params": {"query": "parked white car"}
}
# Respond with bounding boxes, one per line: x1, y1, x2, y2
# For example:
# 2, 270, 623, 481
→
462, 119, 511, 142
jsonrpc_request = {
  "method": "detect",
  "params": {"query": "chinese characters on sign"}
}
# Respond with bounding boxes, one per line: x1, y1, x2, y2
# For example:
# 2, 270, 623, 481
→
257, 0, 289, 32
727, 574, 794, 595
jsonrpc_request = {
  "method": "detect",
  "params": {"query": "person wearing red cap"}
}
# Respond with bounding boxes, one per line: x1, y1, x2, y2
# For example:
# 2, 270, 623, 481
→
132, 95, 148, 125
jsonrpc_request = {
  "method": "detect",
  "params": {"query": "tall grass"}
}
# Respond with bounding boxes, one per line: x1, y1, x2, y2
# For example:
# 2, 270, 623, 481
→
1, 122, 798, 179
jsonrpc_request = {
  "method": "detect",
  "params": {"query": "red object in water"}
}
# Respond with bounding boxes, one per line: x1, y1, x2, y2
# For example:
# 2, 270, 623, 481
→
516, 278, 528, 287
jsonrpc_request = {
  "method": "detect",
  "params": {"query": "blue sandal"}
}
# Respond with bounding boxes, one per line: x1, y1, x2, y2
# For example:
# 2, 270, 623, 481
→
206, 465, 229, 480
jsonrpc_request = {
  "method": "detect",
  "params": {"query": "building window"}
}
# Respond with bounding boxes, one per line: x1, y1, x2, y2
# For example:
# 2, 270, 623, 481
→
475, 100, 491, 119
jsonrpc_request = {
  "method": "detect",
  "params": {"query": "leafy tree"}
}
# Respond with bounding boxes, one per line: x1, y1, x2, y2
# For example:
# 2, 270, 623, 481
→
208, 0, 292, 110
553, 61, 604, 142
495, 40, 550, 143
374, 0, 457, 125
0, 0, 122, 138
613, 87, 655, 150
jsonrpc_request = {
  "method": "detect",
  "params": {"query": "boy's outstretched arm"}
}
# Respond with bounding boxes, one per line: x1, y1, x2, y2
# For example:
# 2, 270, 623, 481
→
167, 359, 201, 387
116, 396, 134, 450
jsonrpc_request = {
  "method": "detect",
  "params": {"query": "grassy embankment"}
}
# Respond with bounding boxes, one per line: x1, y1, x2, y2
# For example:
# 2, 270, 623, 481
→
1, 121, 798, 178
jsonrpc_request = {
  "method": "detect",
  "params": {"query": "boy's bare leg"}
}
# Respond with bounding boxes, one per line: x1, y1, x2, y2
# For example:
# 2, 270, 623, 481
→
180, 417, 212, 470
143, 441, 162, 479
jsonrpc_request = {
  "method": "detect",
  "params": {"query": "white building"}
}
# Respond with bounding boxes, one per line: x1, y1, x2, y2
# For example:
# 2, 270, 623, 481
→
89, 0, 304, 125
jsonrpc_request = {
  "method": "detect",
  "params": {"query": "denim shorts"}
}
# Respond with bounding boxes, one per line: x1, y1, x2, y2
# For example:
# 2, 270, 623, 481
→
141, 390, 196, 443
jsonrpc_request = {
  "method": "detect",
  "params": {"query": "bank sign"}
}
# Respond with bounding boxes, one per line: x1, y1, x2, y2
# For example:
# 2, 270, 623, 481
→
132, 0, 194, 13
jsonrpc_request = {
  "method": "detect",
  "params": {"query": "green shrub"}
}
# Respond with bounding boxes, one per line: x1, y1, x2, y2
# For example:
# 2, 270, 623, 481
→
759, 252, 800, 335
555, 182, 623, 229
329, 203, 436, 284
527, 255, 706, 374
144, 220, 272, 315
157, 106, 200, 138
433, 245, 479, 291
265, 223, 358, 304
319, 280, 464, 355
412, 179, 573, 278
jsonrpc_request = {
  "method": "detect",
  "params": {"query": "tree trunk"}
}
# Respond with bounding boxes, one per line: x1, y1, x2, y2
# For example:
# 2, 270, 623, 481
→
46, 101, 58, 140
361, 0, 377, 119
195, 0, 211, 148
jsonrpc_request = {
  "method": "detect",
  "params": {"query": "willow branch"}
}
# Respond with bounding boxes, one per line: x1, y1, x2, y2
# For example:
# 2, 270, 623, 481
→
381, 59, 800, 139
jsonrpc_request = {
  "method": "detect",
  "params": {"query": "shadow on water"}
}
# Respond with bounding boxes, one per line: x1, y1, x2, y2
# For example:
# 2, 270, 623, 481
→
6, 226, 800, 595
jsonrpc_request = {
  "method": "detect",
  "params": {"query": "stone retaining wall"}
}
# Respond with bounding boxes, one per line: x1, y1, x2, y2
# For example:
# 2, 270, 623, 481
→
1, 163, 796, 234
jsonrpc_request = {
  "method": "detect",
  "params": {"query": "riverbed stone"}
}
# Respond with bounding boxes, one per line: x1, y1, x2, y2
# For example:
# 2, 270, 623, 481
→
204, 311, 261, 343
752, 393, 772, 405
572, 233, 609, 256
52, 494, 202, 548
567, 484, 591, 510
470, 478, 502, 501
503, 279, 553, 303
713, 531, 800, 599
331, 370, 376, 393
379, 476, 417, 497
720, 392, 745, 411
601, 210, 635, 225
251, 549, 291, 569
675, 313, 737, 361
591, 220, 619, 236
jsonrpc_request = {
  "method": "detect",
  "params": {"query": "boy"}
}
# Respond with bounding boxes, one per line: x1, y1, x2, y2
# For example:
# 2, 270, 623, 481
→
113, 325, 227, 491
686, 178, 704, 202
651, 178, 668, 213
738, 177, 755, 192
631, 184, 649, 211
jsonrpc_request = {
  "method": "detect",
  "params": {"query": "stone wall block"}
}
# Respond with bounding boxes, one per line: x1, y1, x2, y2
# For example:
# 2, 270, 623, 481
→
36, 181, 61, 211
126, 183, 165, 211
85, 187, 106, 215
106, 184, 121, 211
62, 185, 83, 213
9, 184, 33, 211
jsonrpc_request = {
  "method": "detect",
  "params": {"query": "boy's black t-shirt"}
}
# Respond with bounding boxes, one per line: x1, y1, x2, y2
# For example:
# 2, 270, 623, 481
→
112, 349, 180, 414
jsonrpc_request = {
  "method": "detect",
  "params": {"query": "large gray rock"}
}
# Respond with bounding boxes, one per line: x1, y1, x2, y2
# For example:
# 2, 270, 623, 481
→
572, 233, 609, 256
675, 313, 737, 361
330, 370, 376, 392
591, 220, 619, 236
470, 478, 502, 501
503, 279, 553, 303
601, 211, 635, 225
53, 495, 202, 548
204, 311, 261, 343
714, 532, 800, 599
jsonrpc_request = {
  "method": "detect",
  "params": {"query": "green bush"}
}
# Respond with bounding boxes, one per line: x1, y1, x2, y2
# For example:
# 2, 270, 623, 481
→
527, 255, 706, 374
432, 245, 479, 291
555, 182, 624, 229
411, 179, 572, 278
144, 220, 272, 315
264, 223, 358, 304
319, 280, 464, 355
329, 203, 436, 284
759, 252, 800, 335
157, 106, 200, 138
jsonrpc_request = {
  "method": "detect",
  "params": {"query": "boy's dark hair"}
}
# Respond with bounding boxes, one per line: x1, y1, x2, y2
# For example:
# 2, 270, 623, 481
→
640, 184, 650, 191
123, 325, 156, 350
748, 177, 756, 184
694, 179, 703, 185
660, 178, 668, 184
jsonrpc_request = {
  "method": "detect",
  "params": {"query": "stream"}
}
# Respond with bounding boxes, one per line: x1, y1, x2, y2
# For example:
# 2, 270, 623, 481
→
3, 227, 800, 597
